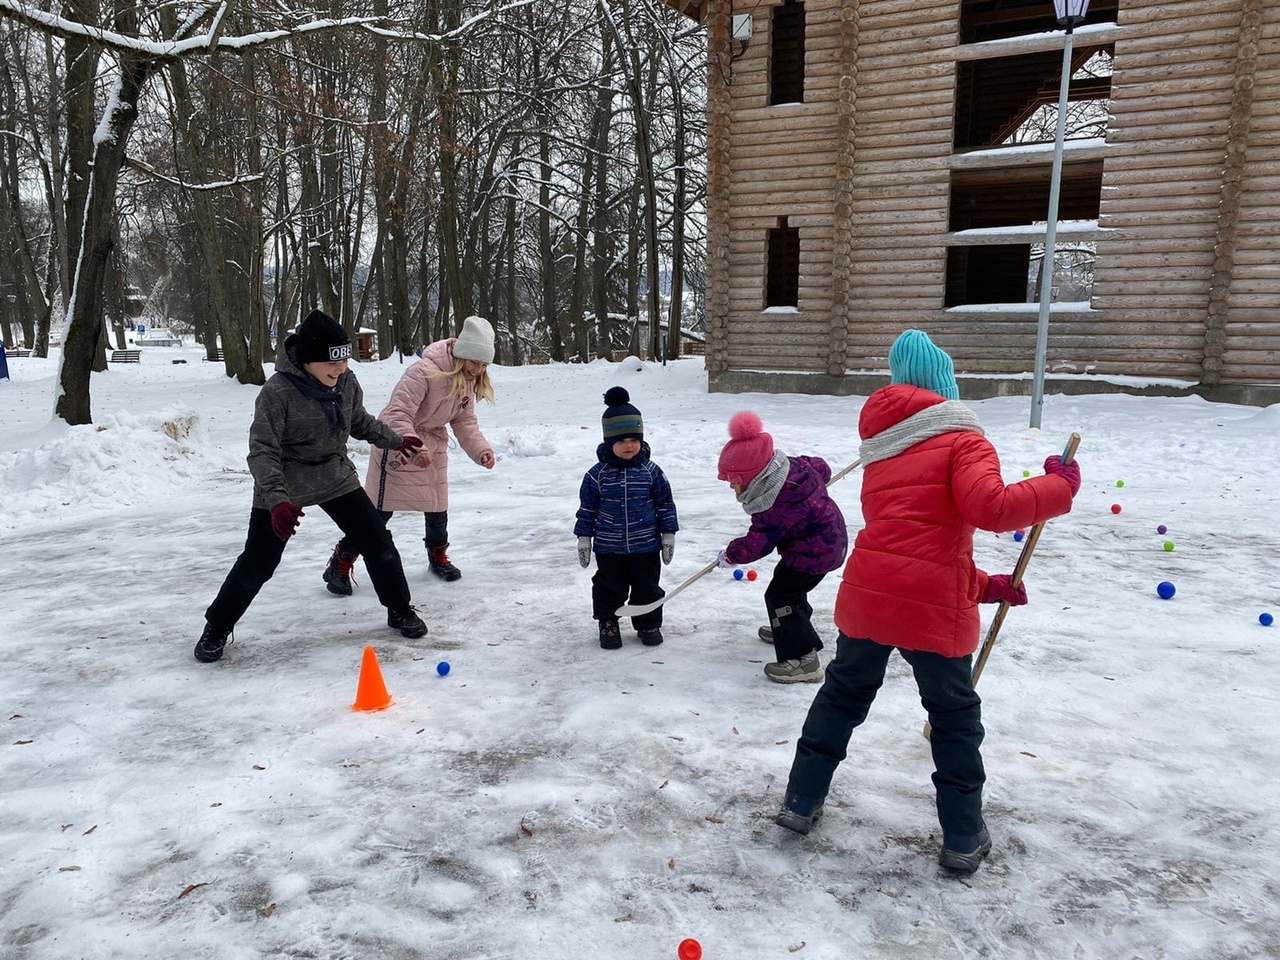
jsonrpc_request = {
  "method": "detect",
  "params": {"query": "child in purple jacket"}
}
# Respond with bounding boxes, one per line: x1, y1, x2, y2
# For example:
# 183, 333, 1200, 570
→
717, 412, 848, 683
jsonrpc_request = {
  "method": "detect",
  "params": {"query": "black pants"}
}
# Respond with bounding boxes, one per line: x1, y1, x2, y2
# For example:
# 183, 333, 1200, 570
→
207, 489, 413, 628
765, 560, 828, 661
338, 510, 448, 554
787, 633, 986, 837
592, 552, 664, 631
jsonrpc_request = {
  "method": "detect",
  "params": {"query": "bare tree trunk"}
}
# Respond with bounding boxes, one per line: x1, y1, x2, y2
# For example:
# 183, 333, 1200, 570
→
57, 55, 153, 425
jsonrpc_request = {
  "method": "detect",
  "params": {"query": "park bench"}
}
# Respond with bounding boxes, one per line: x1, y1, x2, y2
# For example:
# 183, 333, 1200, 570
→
202, 348, 225, 362
6, 348, 32, 357
109, 350, 141, 363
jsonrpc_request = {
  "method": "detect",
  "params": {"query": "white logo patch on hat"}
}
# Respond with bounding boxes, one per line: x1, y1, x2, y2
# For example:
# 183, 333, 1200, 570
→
328, 343, 353, 361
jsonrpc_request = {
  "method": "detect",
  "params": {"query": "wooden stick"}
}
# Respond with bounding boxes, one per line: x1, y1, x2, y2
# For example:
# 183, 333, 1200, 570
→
924, 432, 1081, 740
614, 456, 862, 619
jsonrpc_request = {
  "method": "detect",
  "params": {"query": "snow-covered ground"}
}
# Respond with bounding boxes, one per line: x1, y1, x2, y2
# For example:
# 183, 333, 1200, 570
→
1, 348, 1277, 960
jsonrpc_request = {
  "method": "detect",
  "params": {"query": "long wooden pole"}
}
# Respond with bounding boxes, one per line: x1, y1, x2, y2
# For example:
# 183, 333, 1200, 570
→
925, 433, 1080, 739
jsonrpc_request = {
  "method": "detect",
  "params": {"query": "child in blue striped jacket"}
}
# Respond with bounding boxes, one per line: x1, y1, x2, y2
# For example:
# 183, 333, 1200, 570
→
575, 387, 679, 649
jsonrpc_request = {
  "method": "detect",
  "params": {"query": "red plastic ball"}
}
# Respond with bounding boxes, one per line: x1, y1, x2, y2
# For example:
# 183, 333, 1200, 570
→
746, 569, 758, 582
678, 939, 703, 960
1110, 504, 1122, 514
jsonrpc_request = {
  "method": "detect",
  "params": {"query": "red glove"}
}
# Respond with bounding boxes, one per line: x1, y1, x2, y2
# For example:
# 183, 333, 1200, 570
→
983, 574, 1028, 606
1043, 455, 1081, 496
270, 502, 305, 541
397, 435, 423, 456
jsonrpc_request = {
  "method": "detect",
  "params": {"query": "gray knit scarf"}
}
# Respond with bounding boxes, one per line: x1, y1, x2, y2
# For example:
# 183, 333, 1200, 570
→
859, 401, 985, 466
737, 451, 790, 514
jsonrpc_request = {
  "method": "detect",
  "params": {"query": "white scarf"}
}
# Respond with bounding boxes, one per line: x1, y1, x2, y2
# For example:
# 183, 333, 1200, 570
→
859, 401, 985, 466
738, 451, 790, 514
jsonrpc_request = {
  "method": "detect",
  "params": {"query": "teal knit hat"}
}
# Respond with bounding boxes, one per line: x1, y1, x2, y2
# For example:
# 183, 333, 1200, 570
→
888, 329, 959, 400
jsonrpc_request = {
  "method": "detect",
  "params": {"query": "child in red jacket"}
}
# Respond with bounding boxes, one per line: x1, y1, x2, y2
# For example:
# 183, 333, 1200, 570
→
774, 329, 1082, 876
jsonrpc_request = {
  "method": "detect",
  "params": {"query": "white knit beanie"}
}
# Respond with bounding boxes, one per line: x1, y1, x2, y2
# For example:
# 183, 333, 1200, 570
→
453, 315, 495, 364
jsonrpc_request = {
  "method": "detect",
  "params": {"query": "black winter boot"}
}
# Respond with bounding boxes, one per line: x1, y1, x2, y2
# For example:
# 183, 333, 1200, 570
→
599, 619, 622, 650
194, 622, 232, 663
638, 627, 664, 647
388, 606, 428, 639
323, 543, 359, 596
427, 543, 462, 581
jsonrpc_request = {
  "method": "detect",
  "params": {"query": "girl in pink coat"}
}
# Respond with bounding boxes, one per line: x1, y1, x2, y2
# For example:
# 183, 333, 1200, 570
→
323, 316, 497, 592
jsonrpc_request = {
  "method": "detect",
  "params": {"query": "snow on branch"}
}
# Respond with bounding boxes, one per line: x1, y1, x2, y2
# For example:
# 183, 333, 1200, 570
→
124, 156, 264, 191
0, 0, 379, 60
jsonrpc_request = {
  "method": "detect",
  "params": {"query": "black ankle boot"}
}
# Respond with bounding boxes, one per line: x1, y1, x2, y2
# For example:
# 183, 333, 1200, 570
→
323, 543, 359, 595
428, 543, 462, 581
388, 606, 428, 639
194, 622, 232, 663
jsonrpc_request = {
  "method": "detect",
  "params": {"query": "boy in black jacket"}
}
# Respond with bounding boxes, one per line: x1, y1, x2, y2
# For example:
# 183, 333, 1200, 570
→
195, 310, 427, 663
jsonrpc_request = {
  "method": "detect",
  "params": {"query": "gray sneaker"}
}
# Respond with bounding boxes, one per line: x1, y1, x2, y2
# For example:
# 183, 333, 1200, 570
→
764, 650, 823, 683
758, 625, 773, 642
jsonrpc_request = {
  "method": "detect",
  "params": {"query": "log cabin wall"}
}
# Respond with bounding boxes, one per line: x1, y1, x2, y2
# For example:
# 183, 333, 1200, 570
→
693, 0, 1280, 398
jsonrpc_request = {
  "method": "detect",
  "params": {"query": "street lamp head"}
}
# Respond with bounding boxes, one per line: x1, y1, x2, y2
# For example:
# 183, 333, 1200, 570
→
1053, 0, 1091, 27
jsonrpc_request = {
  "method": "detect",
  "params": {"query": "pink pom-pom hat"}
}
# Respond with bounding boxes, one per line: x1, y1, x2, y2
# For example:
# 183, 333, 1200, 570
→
717, 411, 775, 485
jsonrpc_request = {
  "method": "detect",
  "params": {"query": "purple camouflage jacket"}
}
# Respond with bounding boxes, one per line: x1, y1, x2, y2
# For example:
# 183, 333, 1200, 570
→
725, 455, 848, 575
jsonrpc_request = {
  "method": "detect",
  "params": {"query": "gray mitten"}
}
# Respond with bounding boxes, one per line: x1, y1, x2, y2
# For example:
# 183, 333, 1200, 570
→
577, 536, 593, 568
660, 533, 675, 565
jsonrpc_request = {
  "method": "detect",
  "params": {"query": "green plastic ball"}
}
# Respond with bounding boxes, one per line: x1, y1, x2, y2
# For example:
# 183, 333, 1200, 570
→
1163, 541, 1175, 552
1116, 480, 1125, 488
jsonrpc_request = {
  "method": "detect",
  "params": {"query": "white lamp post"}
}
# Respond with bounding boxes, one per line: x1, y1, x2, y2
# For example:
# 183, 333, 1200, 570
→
1030, 0, 1091, 429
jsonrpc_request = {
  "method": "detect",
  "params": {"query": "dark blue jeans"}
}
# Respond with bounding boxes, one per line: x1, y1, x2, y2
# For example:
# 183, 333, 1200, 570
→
787, 633, 986, 836
206, 488, 413, 628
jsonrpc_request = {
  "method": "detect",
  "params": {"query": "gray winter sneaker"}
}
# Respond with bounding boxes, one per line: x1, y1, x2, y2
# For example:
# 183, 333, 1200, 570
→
764, 650, 823, 683
939, 826, 992, 875
758, 625, 773, 642
775, 790, 825, 835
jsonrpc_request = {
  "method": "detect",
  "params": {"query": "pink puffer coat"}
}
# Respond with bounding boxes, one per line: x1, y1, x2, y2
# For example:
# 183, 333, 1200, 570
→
363, 339, 493, 512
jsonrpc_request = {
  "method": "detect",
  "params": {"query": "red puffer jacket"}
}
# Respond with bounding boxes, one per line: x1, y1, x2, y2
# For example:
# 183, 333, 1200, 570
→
835, 385, 1075, 658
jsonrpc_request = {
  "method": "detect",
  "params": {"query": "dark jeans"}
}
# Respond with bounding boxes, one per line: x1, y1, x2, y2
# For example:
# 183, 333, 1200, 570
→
338, 510, 448, 554
206, 488, 413, 628
787, 633, 986, 836
765, 560, 828, 661
592, 552, 664, 631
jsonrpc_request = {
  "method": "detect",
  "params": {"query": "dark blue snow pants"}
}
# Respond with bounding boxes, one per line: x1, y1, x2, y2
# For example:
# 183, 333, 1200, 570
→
786, 632, 987, 837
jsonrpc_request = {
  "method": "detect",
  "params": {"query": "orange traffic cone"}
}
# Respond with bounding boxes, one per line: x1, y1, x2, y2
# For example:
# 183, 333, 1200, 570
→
352, 645, 393, 712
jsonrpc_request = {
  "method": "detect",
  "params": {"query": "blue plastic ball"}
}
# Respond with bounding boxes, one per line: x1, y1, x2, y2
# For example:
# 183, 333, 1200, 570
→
733, 568, 744, 580
1156, 581, 1176, 600
1261, 613, 1275, 627
1013, 531, 1025, 542
436, 661, 451, 677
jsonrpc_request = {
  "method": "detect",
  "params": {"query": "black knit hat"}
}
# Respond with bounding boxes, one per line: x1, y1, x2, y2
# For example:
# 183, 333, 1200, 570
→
602, 386, 643, 442
294, 309, 352, 364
